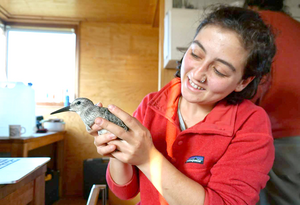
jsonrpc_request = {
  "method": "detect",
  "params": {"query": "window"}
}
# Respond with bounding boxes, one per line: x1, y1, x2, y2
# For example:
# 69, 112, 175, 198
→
4, 25, 77, 104
0, 22, 5, 81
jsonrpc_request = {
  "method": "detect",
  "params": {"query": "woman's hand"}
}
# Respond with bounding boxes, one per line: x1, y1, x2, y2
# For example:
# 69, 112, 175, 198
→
89, 102, 118, 157
95, 104, 155, 167
92, 128, 118, 157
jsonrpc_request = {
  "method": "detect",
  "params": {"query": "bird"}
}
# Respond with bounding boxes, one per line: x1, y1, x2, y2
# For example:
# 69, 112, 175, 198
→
51, 98, 129, 135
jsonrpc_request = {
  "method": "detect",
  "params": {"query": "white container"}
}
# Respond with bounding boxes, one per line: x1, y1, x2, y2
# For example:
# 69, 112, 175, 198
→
0, 82, 36, 137
43, 121, 65, 132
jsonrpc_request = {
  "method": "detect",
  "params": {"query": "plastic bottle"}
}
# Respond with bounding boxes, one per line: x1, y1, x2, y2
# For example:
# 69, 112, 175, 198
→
0, 82, 36, 137
64, 89, 70, 106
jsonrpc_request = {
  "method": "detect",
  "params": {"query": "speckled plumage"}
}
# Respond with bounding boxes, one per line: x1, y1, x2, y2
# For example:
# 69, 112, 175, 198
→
51, 98, 128, 134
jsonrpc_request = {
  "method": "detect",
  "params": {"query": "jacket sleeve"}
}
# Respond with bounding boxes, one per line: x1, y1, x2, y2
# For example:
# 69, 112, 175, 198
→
105, 94, 152, 200
106, 163, 140, 200
204, 108, 275, 205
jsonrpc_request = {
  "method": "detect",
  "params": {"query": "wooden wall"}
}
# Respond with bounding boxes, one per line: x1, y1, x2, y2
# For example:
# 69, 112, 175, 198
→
38, 21, 159, 205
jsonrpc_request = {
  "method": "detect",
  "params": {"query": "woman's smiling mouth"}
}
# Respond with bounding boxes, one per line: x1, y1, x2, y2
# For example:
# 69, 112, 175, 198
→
188, 77, 205, 90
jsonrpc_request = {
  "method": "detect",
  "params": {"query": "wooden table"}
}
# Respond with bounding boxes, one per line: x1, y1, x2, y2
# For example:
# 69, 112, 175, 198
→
0, 131, 66, 196
0, 160, 48, 205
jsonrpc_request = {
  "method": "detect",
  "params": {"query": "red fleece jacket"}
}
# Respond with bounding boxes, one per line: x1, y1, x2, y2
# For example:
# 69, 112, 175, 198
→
107, 78, 275, 205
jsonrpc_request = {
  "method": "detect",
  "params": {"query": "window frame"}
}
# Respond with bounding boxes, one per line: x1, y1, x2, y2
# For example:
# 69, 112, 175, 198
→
2, 21, 80, 106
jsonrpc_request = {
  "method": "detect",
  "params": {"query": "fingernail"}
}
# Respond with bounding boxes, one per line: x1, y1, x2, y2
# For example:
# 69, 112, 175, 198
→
109, 133, 116, 139
95, 118, 102, 125
108, 104, 115, 111
109, 145, 115, 151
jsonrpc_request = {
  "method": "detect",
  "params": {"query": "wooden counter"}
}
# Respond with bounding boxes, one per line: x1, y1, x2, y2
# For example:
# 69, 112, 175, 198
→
0, 160, 48, 205
0, 131, 66, 196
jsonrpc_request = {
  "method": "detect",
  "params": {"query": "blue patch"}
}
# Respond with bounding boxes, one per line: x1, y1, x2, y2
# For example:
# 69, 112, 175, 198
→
186, 156, 204, 164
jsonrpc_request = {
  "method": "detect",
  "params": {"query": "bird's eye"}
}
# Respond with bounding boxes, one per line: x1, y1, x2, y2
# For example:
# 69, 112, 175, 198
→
76, 101, 81, 105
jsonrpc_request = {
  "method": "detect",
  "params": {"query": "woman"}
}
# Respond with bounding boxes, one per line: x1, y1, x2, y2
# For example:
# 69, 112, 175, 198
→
90, 6, 276, 205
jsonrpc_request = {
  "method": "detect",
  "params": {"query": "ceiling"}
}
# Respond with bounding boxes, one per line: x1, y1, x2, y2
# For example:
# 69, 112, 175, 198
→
0, 0, 159, 26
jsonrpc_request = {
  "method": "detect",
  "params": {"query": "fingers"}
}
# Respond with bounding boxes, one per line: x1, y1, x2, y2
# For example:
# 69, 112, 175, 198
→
96, 144, 116, 157
96, 143, 116, 156
107, 104, 142, 132
94, 114, 131, 142
107, 139, 126, 152
88, 117, 104, 136
95, 102, 103, 107
94, 132, 117, 146
94, 132, 118, 156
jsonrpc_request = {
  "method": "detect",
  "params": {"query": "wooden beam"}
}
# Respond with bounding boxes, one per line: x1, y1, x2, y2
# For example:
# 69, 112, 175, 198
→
152, 0, 160, 28
0, 5, 81, 25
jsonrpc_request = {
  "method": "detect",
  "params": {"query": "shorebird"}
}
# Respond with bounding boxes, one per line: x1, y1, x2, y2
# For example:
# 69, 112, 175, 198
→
51, 98, 128, 135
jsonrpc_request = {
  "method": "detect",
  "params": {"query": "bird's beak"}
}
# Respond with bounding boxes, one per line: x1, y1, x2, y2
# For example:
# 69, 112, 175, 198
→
51, 106, 71, 115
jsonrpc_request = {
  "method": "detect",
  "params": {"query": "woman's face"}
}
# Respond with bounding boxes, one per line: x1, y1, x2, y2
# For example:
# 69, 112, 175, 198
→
180, 25, 253, 107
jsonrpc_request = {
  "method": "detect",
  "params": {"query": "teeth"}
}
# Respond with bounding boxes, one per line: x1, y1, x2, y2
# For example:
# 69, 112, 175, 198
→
189, 79, 204, 90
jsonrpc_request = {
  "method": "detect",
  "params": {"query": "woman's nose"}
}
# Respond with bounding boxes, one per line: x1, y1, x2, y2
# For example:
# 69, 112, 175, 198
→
200, 75, 207, 83
192, 62, 209, 82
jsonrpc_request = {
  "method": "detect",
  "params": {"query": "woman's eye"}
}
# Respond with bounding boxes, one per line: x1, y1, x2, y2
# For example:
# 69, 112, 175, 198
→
191, 52, 201, 59
214, 67, 226, 77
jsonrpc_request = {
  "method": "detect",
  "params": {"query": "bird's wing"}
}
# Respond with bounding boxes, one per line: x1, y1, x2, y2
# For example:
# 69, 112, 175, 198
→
81, 106, 128, 131
81, 106, 105, 128
102, 108, 129, 131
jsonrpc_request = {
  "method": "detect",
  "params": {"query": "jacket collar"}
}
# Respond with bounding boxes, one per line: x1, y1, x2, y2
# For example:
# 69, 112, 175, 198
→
148, 78, 237, 137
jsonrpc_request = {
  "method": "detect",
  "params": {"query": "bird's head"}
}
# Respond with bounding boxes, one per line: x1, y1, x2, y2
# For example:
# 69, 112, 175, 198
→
51, 98, 94, 115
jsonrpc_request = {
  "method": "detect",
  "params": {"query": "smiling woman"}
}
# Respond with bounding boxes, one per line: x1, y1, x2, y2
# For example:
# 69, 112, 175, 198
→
90, 5, 277, 205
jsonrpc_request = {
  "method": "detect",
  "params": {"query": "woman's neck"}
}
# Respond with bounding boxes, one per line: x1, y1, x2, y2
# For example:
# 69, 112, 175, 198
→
179, 97, 215, 128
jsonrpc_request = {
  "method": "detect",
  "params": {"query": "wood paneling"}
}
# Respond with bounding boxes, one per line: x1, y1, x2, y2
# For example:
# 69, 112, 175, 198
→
38, 20, 158, 205
0, 0, 159, 26
0, 1, 159, 204
0, 181, 34, 205
79, 22, 159, 113
0, 164, 47, 205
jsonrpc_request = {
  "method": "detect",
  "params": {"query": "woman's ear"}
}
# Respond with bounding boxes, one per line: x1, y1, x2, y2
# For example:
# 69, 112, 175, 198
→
248, 5, 260, 11
235, 76, 255, 92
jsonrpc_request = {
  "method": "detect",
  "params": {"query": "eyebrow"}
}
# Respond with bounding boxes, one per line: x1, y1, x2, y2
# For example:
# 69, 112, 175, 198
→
216, 58, 236, 72
192, 40, 237, 72
192, 40, 206, 53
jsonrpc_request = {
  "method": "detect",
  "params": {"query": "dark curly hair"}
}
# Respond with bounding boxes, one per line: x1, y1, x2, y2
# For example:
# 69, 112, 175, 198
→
175, 5, 276, 104
243, 0, 286, 12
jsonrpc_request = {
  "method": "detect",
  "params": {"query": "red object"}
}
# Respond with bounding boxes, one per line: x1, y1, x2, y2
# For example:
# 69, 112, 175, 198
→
107, 78, 274, 204
255, 11, 300, 139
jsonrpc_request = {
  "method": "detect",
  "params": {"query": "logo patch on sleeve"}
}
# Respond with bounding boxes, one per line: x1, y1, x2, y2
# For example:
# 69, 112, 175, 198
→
185, 156, 204, 164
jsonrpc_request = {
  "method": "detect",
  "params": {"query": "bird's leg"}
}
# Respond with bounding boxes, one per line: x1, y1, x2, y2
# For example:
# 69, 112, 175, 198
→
86, 124, 108, 135
98, 129, 109, 135
86, 125, 92, 132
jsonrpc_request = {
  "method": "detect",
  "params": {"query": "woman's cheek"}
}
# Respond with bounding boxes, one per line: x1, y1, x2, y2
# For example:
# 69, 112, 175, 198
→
207, 77, 229, 93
